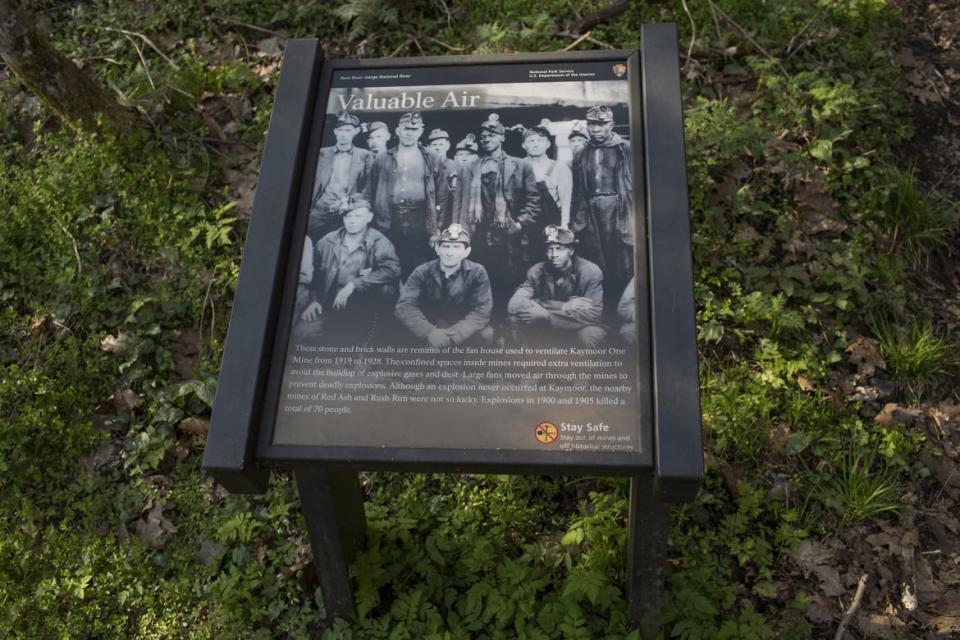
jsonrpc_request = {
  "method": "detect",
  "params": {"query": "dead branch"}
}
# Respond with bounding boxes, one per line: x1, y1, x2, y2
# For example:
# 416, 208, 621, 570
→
423, 35, 465, 52
562, 31, 593, 52
834, 573, 869, 640
54, 218, 82, 277
706, 0, 788, 75
103, 27, 179, 70
786, 4, 830, 58
388, 37, 414, 58
213, 16, 286, 37
571, 0, 629, 35
556, 31, 615, 50
679, 0, 697, 65
123, 35, 155, 90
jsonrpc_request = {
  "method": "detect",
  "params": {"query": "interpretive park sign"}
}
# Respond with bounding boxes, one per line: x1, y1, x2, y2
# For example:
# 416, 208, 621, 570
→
203, 23, 702, 635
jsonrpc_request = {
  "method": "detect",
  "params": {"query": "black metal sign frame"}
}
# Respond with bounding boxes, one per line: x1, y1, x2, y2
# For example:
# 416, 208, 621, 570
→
203, 24, 701, 501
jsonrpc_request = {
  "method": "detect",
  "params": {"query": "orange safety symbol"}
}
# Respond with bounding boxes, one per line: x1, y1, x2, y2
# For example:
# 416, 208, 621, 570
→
534, 422, 559, 445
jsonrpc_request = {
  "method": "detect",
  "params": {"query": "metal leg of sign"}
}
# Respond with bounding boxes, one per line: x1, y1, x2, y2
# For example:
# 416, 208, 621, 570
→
627, 475, 671, 638
295, 466, 366, 622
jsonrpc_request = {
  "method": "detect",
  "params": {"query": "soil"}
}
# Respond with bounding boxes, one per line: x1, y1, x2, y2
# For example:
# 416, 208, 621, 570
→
892, 0, 960, 204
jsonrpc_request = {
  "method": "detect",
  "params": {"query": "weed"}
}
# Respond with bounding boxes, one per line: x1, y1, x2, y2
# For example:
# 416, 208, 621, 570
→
870, 315, 954, 397
882, 167, 956, 259
809, 450, 902, 529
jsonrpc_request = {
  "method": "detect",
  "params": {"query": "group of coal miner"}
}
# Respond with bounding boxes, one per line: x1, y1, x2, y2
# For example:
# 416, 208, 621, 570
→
294, 105, 638, 350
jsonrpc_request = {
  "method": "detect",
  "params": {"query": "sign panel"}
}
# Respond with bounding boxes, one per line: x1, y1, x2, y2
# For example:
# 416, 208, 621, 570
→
270, 58, 645, 454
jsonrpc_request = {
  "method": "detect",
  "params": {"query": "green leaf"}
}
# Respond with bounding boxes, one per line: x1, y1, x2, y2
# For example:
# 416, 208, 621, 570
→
809, 139, 834, 162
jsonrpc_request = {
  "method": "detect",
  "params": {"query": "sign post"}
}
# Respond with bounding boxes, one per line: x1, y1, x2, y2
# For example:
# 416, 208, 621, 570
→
203, 23, 702, 635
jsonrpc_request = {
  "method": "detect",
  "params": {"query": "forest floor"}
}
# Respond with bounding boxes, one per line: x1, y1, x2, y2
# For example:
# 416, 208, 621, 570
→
1, 1, 959, 639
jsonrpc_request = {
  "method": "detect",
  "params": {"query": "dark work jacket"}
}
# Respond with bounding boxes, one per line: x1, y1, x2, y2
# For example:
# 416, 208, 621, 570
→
312, 146, 373, 204
450, 153, 541, 237
507, 256, 603, 330
570, 137, 633, 243
306, 227, 400, 305
395, 259, 492, 343
366, 145, 453, 236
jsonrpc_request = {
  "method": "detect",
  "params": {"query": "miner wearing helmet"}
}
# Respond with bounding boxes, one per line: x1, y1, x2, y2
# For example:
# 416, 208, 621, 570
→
296, 195, 400, 345
453, 113, 540, 317
506, 225, 606, 347
308, 110, 374, 241
394, 224, 493, 348
367, 112, 455, 279
520, 121, 573, 270
570, 104, 633, 314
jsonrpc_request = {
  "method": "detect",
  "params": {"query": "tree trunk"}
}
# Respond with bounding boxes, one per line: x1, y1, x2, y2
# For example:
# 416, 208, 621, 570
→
0, 0, 139, 134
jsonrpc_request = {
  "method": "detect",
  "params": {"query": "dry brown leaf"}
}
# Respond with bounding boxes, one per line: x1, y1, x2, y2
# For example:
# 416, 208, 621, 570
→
29, 315, 52, 337
856, 612, 906, 639
807, 216, 848, 235
80, 441, 118, 473
797, 375, 815, 392
178, 416, 209, 436
927, 613, 960, 635
921, 453, 960, 500
787, 229, 814, 259
223, 169, 257, 219
257, 36, 282, 56
896, 48, 920, 68
136, 501, 178, 549
171, 328, 201, 381
100, 331, 133, 357
846, 336, 886, 378
116, 389, 141, 412
874, 403, 924, 427
762, 133, 799, 155
172, 435, 192, 460
795, 174, 838, 222
768, 423, 791, 455
866, 531, 901, 554
791, 540, 847, 597
805, 593, 837, 623
209, 482, 227, 505
795, 187, 846, 234
92, 414, 127, 432
916, 555, 945, 606
197, 540, 226, 566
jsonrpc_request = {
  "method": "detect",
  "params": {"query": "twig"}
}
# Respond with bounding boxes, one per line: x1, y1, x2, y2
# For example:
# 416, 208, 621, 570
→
834, 574, 869, 640
584, 35, 615, 49
571, 0, 629, 35
562, 31, 593, 52
709, 0, 722, 41
103, 27, 179, 69
786, 4, 830, 58
706, 0, 788, 75
423, 35, 465, 52
556, 31, 615, 50
213, 16, 285, 37
105, 77, 129, 103
123, 35, 155, 90
199, 271, 215, 344
411, 37, 425, 56
388, 37, 414, 58
54, 218, 82, 277
433, 0, 454, 28
679, 0, 697, 66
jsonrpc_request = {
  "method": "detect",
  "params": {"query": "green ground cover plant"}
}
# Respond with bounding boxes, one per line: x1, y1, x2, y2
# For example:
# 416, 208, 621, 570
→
2, 1, 957, 638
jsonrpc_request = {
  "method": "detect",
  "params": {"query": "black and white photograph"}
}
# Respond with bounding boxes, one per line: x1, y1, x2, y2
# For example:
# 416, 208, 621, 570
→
272, 60, 644, 452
